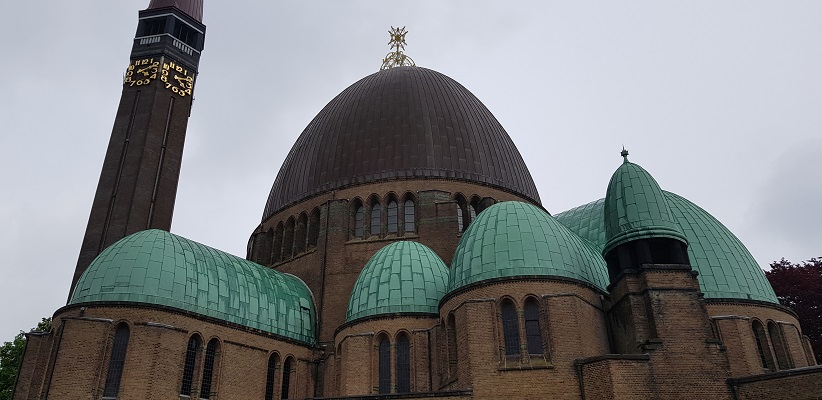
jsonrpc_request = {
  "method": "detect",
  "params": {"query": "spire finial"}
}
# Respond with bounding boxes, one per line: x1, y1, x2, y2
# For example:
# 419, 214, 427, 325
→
621, 147, 629, 163
380, 26, 416, 70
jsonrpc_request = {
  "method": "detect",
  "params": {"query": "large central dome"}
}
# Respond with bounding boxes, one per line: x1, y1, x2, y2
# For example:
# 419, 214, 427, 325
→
262, 66, 540, 220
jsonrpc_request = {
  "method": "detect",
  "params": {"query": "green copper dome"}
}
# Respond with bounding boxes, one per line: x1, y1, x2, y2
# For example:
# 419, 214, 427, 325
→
449, 201, 610, 293
70, 230, 317, 344
603, 155, 687, 255
555, 192, 778, 303
346, 241, 449, 322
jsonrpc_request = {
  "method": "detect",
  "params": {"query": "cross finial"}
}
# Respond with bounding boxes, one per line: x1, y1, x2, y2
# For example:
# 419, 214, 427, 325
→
380, 26, 416, 70
621, 147, 630, 163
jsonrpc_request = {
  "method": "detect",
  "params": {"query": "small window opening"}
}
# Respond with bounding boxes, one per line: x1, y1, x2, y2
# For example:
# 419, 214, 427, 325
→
371, 203, 382, 237
396, 334, 411, 393
501, 300, 521, 357
200, 339, 219, 399
523, 300, 544, 355
403, 199, 415, 233
264, 354, 279, 400
102, 323, 130, 399
354, 205, 365, 239
378, 336, 391, 393
387, 201, 399, 234
281, 357, 294, 399
180, 335, 201, 396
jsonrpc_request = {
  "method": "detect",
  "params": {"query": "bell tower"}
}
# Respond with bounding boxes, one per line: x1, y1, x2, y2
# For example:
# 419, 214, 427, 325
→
69, 0, 206, 297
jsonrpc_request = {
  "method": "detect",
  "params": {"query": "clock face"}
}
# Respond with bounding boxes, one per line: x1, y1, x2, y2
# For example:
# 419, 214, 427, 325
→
124, 58, 159, 86
160, 61, 194, 97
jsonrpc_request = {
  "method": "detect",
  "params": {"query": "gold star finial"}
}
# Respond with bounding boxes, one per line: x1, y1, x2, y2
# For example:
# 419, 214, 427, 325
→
380, 26, 416, 70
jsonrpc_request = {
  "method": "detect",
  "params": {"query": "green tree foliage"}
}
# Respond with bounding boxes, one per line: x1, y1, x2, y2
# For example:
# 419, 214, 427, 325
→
766, 258, 822, 359
0, 318, 51, 400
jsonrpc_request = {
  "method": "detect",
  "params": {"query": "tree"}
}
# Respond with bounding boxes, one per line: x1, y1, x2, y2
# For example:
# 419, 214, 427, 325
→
0, 318, 51, 400
765, 258, 822, 359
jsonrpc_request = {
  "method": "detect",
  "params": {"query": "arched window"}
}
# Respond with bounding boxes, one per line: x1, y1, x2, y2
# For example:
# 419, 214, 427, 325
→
371, 203, 382, 237
469, 205, 477, 222
102, 323, 130, 399
753, 320, 775, 371
447, 314, 458, 379
403, 198, 415, 233
396, 334, 411, 393
282, 217, 295, 259
308, 208, 320, 248
180, 335, 201, 396
501, 299, 521, 357
273, 222, 284, 263
281, 357, 293, 399
523, 299, 544, 355
378, 335, 391, 393
456, 203, 464, 232
200, 339, 219, 399
294, 213, 308, 254
264, 353, 279, 400
387, 200, 399, 234
354, 202, 365, 239
768, 321, 792, 370
254, 228, 274, 265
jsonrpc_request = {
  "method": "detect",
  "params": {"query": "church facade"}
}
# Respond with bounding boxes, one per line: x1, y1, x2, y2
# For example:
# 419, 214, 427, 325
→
13, 2, 822, 399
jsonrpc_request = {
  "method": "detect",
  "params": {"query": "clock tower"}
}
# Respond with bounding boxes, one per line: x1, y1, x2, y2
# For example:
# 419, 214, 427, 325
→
69, 0, 206, 297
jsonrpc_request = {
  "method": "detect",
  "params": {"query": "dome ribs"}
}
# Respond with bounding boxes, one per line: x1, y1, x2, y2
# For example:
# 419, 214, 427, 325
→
262, 67, 540, 221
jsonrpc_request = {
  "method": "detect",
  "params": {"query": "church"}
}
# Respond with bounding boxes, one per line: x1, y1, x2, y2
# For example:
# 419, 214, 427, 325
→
13, 1, 821, 399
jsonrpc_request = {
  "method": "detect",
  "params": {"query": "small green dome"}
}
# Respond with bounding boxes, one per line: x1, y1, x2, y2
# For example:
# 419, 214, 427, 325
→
70, 230, 317, 344
603, 156, 687, 255
555, 192, 779, 303
346, 241, 449, 322
449, 201, 610, 293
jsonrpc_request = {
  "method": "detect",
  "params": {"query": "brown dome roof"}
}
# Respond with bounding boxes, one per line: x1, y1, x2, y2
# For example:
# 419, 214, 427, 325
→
262, 67, 540, 221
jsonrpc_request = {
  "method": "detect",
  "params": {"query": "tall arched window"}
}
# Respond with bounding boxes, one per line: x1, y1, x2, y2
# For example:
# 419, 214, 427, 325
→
354, 203, 365, 239
371, 203, 382, 237
282, 217, 295, 259
447, 314, 458, 379
469, 205, 477, 222
180, 335, 202, 396
102, 323, 130, 399
378, 335, 391, 393
501, 299, 521, 357
308, 208, 320, 248
456, 203, 464, 232
273, 222, 284, 263
294, 213, 307, 254
281, 357, 294, 399
403, 198, 415, 233
523, 299, 544, 355
264, 353, 279, 400
387, 200, 399, 234
200, 339, 219, 399
396, 334, 411, 393
753, 320, 775, 371
768, 321, 792, 370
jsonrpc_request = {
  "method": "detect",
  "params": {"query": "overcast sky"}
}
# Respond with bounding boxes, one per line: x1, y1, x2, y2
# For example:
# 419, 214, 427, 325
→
1, 1, 820, 340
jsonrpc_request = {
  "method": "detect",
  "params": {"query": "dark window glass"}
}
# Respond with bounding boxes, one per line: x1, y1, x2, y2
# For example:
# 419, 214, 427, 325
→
447, 315, 457, 378
769, 322, 792, 370
456, 204, 464, 232
172, 22, 197, 46
387, 201, 399, 233
753, 321, 774, 371
404, 199, 415, 233
469, 205, 477, 222
524, 300, 543, 355
308, 208, 320, 248
294, 214, 307, 254
501, 300, 521, 357
180, 335, 201, 395
282, 218, 295, 259
371, 204, 382, 236
355, 206, 365, 238
264, 354, 279, 400
281, 358, 293, 399
396, 335, 411, 393
102, 323, 130, 398
273, 223, 284, 262
378, 337, 391, 393
200, 339, 219, 399
143, 19, 166, 36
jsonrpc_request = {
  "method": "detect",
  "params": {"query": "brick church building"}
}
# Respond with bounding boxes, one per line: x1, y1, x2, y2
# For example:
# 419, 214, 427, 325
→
13, 1, 822, 399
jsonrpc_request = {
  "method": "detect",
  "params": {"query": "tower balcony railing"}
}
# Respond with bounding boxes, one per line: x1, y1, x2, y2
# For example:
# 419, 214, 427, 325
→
134, 34, 200, 56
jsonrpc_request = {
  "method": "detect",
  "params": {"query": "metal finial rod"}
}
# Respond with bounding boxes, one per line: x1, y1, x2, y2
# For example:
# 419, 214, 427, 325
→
621, 147, 630, 163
